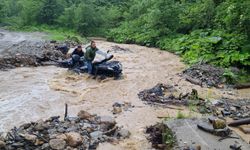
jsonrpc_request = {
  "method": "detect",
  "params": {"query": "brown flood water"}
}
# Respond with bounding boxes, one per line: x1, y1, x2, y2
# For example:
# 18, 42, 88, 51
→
0, 39, 249, 149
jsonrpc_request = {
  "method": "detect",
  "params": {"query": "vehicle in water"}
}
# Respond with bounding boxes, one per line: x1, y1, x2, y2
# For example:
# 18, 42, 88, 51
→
58, 54, 123, 78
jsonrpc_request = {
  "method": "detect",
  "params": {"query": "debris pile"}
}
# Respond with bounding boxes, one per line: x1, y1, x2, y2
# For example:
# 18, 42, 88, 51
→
197, 117, 232, 140
0, 110, 130, 150
0, 54, 40, 70
138, 84, 189, 106
182, 64, 225, 88
146, 123, 176, 150
138, 83, 213, 113
0, 41, 67, 70
214, 99, 250, 119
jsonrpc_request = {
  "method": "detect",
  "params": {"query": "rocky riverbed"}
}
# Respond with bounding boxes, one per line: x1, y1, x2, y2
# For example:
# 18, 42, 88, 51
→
0, 110, 129, 150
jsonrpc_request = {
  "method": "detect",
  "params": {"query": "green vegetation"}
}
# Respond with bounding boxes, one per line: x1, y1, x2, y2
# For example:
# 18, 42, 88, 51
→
0, 0, 128, 36
163, 127, 176, 149
0, 0, 249, 80
107, 0, 250, 80
176, 111, 187, 119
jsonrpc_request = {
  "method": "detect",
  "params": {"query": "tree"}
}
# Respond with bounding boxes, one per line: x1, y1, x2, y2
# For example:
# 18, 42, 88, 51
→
38, 0, 63, 25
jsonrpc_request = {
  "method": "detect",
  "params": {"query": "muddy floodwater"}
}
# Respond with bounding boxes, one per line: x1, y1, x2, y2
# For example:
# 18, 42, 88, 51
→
0, 30, 249, 149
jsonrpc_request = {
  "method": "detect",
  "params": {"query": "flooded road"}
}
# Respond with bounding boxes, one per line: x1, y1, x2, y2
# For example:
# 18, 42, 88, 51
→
0, 30, 249, 149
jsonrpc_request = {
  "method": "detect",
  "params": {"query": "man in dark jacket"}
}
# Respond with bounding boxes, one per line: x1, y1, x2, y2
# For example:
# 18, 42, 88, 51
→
71, 45, 84, 66
72, 45, 84, 57
85, 41, 107, 74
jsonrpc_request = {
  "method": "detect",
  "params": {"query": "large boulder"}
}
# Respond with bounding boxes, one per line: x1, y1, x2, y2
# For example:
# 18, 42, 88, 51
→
20, 133, 37, 143
0, 140, 6, 149
99, 116, 116, 126
77, 110, 93, 120
65, 132, 83, 147
49, 139, 66, 150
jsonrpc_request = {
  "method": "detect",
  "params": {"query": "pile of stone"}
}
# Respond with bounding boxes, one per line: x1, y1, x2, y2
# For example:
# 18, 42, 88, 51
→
0, 110, 130, 150
0, 54, 39, 70
214, 99, 250, 120
182, 64, 225, 88
0, 40, 67, 70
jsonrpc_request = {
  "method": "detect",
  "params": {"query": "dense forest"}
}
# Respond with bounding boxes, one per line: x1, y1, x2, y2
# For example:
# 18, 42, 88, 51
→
0, 0, 249, 79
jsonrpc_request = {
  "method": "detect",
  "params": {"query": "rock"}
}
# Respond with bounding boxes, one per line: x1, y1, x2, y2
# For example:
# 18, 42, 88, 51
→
212, 119, 226, 129
12, 142, 24, 147
56, 134, 67, 141
34, 120, 48, 131
65, 132, 83, 147
118, 129, 131, 138
57, 127, 65, 133
66, 126, 78, 132
99, 116, 116, 126
20, 133, 37, 143
0, 140, 6, 148
20, 123, 31, 129
49, 139, 66, 150
41, 143, 50, 149
113, 106, 122, 114
230, 106, 237, 112
77, 110, 93, 120
35, 139, 45, 146
90, 131, 103, 140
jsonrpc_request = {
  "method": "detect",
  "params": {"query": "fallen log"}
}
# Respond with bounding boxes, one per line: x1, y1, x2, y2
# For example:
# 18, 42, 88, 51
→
185, 76, 202, 86
228, 118, 250, 127
233, 83, 250, 89
197, 124, 231, 137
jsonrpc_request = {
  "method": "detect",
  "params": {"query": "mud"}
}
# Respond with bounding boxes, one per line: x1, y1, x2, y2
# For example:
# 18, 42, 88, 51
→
0, 30, 250, 149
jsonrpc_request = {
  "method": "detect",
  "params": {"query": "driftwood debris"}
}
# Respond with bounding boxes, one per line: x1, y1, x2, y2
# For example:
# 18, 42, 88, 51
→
228, 118, 250, 127
197, 124, 231, 137
64, 103, 68, 121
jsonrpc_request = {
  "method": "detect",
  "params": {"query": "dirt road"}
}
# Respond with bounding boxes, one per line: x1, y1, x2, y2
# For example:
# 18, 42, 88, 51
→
0, 29, 47, 55
0, 30, 249, 149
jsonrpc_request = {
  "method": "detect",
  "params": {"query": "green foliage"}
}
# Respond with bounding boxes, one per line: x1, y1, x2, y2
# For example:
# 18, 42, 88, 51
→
108, 0, 250, 71
0, 0, 128, 36
1, 0, 250, 78
176, 111, 187, 119
159, 29, 250, 67
223, 68, 237, 84
163, 127, 176, 149
38, 0, 63, 25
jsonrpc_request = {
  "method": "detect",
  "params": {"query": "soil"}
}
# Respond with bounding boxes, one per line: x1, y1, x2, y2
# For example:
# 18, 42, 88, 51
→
0, 30, 250, 149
